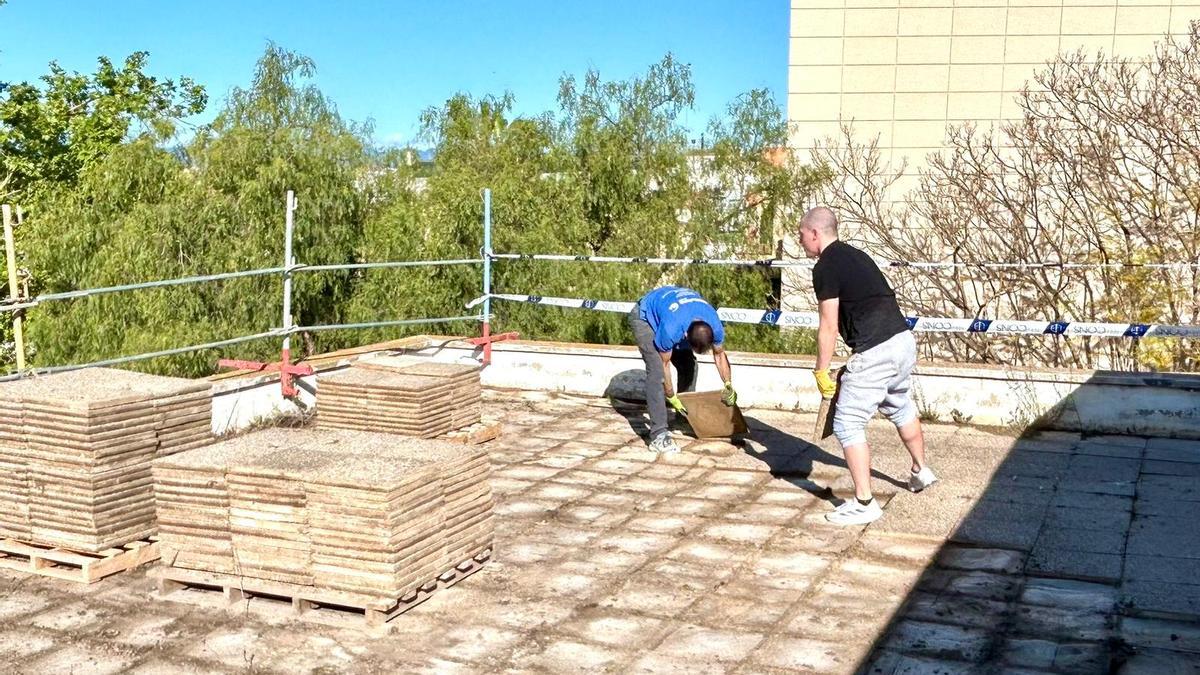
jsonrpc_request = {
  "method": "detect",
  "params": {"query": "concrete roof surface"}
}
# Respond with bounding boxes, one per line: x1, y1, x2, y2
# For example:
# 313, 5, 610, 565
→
1, 388, 1198, 674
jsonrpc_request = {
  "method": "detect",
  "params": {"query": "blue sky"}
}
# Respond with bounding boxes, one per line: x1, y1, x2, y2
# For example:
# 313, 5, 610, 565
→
0, 0, 786, 147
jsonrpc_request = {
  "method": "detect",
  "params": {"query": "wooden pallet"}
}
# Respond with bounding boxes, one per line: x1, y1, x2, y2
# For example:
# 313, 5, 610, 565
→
440, 420, 502, 446
152, 548, 492, 630
0, 536, 160, 583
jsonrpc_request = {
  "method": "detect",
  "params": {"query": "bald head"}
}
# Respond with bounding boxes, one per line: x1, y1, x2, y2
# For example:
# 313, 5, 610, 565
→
800, 206, 839, 238
798, 206, 839, 257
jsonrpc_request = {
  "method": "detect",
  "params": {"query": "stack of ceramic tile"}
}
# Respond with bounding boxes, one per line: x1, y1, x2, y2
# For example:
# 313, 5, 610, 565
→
0, 394, 29, 538
357, 357, 483, 431
0, 368, 212, 551
440, 446, 494, 571
152, 428, 495, 602
152, 443, 250, 574
227, 448, 331, 586
316, 368, 459, 438
307, 435, 453, 600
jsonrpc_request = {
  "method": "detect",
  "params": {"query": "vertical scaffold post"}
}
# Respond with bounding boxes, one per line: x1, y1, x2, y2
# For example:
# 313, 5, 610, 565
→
2, 205, 26, 372
481, 188, 493, 366
280, 190, 298, 396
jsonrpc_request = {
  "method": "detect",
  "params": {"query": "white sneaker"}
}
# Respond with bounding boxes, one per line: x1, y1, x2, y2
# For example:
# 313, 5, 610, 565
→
648, 433, 681, 454
909, 466, 938, 493
825, 498, 883, 526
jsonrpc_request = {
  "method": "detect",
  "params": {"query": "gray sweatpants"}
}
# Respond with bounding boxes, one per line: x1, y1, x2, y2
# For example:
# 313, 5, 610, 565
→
628, 303, 696, 439
833, 330, 919, 447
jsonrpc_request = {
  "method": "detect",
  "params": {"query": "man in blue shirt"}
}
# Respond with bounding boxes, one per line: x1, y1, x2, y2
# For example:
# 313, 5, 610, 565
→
627, 286, 736, 453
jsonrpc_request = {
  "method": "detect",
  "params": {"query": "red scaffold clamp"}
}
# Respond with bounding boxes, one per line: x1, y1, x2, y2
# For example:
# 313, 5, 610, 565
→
467, 329, 520, 367
218, 347, 314, 398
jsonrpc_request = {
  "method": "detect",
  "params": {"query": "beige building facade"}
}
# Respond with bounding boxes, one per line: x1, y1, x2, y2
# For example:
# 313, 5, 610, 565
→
787, 0, 1200, 195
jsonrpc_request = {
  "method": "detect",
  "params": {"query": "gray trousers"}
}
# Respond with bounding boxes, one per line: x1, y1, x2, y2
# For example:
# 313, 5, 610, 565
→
628, 303, 696, 439
833, 330, 919, 447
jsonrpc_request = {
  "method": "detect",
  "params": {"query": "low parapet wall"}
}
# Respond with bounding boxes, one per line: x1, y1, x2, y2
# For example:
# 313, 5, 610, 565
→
206, 335, 1200, 439
419, 338, 1200, 439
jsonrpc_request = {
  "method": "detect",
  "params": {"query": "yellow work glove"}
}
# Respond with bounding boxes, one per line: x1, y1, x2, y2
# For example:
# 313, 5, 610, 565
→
666, 394, 688, 415
812, 369, 837, 399
721, 381, 738, 407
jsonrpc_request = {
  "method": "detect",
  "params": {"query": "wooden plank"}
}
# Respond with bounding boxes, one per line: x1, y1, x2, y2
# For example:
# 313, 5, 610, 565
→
153, 547, 492, 631
0, 536, 160, 583
439, 421, 502, 446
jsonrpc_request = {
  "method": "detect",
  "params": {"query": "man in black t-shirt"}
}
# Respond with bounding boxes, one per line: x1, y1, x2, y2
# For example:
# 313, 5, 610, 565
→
800, 206, 938, 525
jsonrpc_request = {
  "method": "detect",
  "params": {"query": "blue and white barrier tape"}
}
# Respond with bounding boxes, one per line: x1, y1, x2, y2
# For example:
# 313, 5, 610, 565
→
467, 293, 1200, 338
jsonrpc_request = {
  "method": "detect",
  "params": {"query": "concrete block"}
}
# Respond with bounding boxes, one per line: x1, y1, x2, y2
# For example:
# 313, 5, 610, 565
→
881, 620, 992, 662
651, 623, 766, 664
865, 650, 980, 675
529, 639, 629, 672
1033, 525, 1128, 555
1085, 435, 1147, 449
1117, 649, 1200, 675
1133, 496, 1200, 519
1011, 604, 1111, 641
1050, 642, 1110, 672
598, 576, 708, 617
1000, 638, 1059, 670
594, 531, 677, 556
1028, 548, 1123, 583
1122, 581, 1200, 619
903, 592, 1010, 630
1142, 460, 1200, 478
1147, 438, 1200, 453
994, 450, 1071, 479
1128, 516, 1200, 559
952, 500, 1046, 550
1067, 455, 1141, 482
557, 610, 668, 649
1075, 441, 1144, 460
686, 586, 799, 631
936, 546, 1025, 574
983, 479, 1058, 506
1124, 555, 1200, 586
1057, 477, 1137, 498
1120, 616, 1200, 654
1138, 475, 1200, 503
1020, 578, 1118, 613
920, 570, 1023, 602
1049, 491, 1132, 513
1145, 447, 1200, 465
754, 636, 856, 672
645, 496, 728, 518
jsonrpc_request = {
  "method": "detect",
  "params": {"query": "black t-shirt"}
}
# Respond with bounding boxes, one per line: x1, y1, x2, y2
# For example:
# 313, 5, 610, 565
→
812, 240, 910, 353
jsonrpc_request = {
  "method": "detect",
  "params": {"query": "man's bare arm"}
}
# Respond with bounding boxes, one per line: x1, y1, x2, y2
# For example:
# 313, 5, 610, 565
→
713, 345, 732, 383
660, 351, 675, 397
815, 298, 839, 370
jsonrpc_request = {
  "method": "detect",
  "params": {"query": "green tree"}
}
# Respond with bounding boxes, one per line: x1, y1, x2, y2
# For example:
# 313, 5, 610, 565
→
8, 48, 827, 376
1, 50, 205, 369
19, 45, 366, 375
0, 52, 205, 202
350, 55, 826, 354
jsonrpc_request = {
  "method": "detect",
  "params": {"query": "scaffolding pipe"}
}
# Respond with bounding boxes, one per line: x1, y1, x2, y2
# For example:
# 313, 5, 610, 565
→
0, 266, 288, 312
3, 205, 25, 370
292, 314, 485, 334
0, 329, 284, 381
294, 259, 483, 273
482, 189, 493, 366
280, 191, 298, 395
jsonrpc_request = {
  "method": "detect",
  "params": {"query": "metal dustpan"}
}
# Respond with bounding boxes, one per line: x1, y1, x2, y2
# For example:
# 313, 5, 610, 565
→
677, 390, 748, 439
